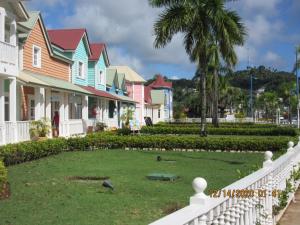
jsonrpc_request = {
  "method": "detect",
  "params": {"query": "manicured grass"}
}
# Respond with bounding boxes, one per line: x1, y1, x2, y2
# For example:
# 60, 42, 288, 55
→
0, 150, 264, 225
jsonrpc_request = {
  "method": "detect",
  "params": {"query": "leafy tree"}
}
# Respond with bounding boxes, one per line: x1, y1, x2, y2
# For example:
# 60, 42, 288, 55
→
149, 0, 246, 136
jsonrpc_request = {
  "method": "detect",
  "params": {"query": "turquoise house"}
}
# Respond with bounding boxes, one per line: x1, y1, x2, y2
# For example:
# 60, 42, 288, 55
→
47, 29, 92, 86
88, 43, 110, 91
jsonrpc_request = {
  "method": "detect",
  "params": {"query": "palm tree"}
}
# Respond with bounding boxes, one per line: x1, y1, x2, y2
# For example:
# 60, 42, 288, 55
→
149, 0, 246, 136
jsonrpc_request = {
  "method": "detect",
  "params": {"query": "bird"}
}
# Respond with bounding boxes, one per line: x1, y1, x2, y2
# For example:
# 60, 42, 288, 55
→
102, 180, 114, 191
157, 156, 162, 161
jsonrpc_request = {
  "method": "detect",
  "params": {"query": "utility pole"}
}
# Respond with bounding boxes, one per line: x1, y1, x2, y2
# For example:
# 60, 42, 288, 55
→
247, 47, 254, 121
296, 47, 299, 128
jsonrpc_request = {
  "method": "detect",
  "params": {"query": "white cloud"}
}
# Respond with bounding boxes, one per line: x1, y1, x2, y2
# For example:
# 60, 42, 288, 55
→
265, 51, 281, 63
245, 15, 283, 46
171, 76, 179, 80
109, 47, 143, 72
62, 0, 192, 76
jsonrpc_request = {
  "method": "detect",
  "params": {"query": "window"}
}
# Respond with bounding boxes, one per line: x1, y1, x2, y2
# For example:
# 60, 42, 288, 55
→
5, 96, 9, 121
69, 94, 83, 119
88, 97, 97, 119
28, 96, 35, 120
158, 109, 161, 119
99, 70, 103, 84
32, 45, 41, 68
78, 61, 84, 78
4, 17, 12, 44
109, 100, 116, 119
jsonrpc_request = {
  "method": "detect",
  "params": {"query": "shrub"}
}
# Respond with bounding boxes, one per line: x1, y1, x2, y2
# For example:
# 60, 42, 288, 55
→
141, 126, 298, 136
155, 122, 279, 129
68, 133, 293, 153
0, 132, 295, 166
0, 161, 7, 188
116, 128, 132, 136
0, 138, 68, 166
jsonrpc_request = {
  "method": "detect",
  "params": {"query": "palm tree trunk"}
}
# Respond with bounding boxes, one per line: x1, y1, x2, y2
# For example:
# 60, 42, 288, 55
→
212, 68, 219, 127
200, 69, 207, 136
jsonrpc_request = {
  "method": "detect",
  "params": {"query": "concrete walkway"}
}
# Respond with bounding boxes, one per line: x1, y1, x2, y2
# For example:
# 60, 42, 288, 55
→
279, 188, 300, 225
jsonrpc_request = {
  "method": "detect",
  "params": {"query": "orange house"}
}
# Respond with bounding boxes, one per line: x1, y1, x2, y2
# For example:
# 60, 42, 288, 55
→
17, 11, 72, 121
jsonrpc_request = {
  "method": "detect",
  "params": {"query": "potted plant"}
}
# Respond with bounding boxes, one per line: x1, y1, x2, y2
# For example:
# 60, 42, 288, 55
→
95, 122, 107, 132
29, 117, 51, 141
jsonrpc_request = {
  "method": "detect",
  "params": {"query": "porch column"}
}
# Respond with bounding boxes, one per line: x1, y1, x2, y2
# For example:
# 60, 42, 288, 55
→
59, 92, 65, 137
82, 95, 89, 120
96, 98, 101, 121
45, 88, 52, 138
9, 77, 17, 142
35, 87, 46, 120
64, 93, 69, 136
0, 78, 5, 145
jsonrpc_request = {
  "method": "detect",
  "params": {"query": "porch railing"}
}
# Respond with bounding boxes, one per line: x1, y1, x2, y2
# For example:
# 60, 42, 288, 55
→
0, 41, 18, 76
17, 121, 30, 142
5, 121, 16, 144
150, 140, 300, 225
67, 119, 86, 136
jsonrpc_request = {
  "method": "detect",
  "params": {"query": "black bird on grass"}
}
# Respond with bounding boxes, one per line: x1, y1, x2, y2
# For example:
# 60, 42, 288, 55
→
102, 180, 114, 191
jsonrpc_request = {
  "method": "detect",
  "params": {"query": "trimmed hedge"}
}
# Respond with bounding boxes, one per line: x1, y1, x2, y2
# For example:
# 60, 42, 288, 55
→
155, 122, 280, 128
0, 138, 68, 166
141, 127, 299, 136
0, 160, 7, 189
67, 133, 293, 152
0, 133, 295, 166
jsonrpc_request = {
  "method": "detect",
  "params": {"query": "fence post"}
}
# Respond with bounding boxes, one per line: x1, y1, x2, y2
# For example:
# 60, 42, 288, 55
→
263, 151, 273, 225
287, 141, 294, 152
190, 177, 209, 205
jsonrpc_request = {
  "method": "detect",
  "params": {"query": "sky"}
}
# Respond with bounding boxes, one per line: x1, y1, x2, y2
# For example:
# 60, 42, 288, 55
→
26, 0, 300, 80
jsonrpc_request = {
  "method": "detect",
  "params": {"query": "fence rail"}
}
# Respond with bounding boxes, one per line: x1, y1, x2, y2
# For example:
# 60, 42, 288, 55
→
150, 140, 300, 225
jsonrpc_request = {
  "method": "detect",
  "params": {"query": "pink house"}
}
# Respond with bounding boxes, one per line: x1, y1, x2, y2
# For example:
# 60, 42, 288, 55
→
109, 66, 146, 124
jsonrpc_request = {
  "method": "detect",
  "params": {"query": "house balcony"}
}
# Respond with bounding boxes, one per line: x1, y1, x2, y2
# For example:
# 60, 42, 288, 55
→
0, 40, 18, 77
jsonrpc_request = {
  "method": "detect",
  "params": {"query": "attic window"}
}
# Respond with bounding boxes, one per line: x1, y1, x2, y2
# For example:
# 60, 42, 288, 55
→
32, 45, 41, 68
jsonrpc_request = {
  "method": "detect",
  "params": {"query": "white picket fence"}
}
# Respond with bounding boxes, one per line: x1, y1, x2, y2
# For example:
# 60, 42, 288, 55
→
150, 140, 300, 225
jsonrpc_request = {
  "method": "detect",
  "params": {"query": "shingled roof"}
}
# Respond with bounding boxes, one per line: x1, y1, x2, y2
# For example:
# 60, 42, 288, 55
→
47, 28, 91, 55
149, 75, 172, 89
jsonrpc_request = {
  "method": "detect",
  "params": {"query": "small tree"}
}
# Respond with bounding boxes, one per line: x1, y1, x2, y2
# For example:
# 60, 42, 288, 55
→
120, 108, 134, 128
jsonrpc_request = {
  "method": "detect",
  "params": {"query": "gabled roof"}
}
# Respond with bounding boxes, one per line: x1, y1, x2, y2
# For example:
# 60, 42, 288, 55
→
117, 73, 126, 91
89, 43, 110, 66
144, 86, 152, 104
18, 11, 72, 64
109, 66, 146, 83
18, 11, 39, 30
0, 1, 29, 22
47, 28, 92, 56
106, 69, 117, 87
149, 75, 172, 89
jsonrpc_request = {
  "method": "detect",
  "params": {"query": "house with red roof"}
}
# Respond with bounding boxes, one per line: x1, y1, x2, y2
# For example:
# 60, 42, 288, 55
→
144, 75, 173, 124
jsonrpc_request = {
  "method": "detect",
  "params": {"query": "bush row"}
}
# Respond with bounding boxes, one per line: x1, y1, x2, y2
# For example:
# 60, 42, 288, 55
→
0, 133, 295, 166
0, 160, 7, 189
141, 127, 299, 136
155, 122, 280, 128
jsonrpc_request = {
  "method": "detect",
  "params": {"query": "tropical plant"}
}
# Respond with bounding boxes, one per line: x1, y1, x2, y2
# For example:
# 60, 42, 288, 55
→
29, 117, 51, 139
120, 108, 134, 128
149, 0, 246, 135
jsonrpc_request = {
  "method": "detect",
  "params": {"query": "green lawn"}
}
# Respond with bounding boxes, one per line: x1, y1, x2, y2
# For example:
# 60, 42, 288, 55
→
0, 150, 264, 225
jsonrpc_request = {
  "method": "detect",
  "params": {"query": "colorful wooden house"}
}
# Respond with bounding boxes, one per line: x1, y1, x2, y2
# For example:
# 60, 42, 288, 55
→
16, 12, 92, 138
0, 1, 28, 145
110, 66, 146, 125
144, 75, 173, 124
